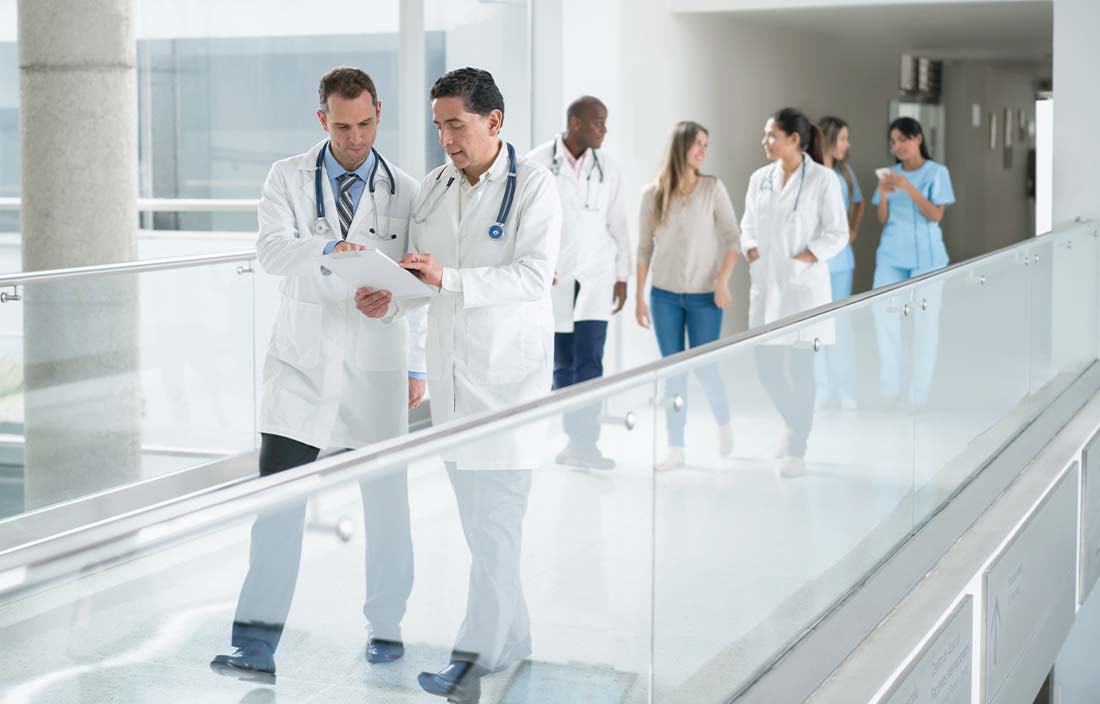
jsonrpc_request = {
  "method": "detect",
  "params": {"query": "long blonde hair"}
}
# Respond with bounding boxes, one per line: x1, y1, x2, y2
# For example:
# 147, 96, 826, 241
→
652, 121, 707, 226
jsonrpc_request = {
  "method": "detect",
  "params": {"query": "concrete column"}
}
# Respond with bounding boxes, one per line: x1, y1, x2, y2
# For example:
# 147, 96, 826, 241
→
18, 0, 141, 508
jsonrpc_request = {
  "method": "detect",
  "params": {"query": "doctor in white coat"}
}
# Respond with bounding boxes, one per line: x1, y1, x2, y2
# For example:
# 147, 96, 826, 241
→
526, 95, 630, 470
741, 108, 848, 478
211, 67, 426, 682
400, 67, 561, 703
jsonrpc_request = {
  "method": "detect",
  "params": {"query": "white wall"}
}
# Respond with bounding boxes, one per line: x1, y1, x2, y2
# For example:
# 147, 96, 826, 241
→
1052, 0, 1099, 225
941, 60, 1048, 259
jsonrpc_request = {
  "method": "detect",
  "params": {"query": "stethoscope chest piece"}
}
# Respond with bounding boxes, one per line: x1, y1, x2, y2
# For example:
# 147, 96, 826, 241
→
488, 225, 504, 240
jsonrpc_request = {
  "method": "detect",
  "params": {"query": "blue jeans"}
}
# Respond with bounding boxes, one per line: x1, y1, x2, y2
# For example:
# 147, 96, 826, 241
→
815, 269, 857, 402
650, 287, 731, 447
872, 261, 945, 404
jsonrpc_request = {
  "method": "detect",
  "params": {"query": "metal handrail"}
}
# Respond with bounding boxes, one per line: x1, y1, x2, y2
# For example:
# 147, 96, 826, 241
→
0, 221, 1094, 581
0, 250, 256, 287
0, 197, 258, 213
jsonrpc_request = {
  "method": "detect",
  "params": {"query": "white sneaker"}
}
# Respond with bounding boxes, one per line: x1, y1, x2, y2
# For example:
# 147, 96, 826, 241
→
718, 424, 734, 457
774, 428, 791, 459
779, 456, 806, 478
656, 448, 686, 471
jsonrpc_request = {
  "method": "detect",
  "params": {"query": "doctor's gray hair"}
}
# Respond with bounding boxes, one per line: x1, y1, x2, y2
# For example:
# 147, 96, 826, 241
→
430, 67, 505, 119
318, 67, 378, 111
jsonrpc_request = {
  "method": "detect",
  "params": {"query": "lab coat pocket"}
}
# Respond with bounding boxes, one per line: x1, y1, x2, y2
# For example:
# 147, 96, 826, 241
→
270, 297, 322, 369
747, 258, 763, 289
789, 258, 814, 286
465, 307, 543, 384
352, 316, 405, 372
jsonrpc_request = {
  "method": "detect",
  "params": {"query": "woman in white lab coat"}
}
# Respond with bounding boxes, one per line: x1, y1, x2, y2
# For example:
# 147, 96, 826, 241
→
741, 108, 849, 477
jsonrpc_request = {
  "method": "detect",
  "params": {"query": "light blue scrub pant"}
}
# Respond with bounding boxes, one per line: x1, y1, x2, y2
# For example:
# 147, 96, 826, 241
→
816, 269, 857, 403
872, 262, 945, 404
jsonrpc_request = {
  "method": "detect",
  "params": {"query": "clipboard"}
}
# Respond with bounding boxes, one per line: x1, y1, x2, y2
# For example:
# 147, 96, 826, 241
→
322, 249, 436, 299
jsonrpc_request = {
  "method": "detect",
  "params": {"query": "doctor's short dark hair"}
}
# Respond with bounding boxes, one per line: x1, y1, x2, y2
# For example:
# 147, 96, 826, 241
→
318, 67, 378, 112
430, 67, 505, 118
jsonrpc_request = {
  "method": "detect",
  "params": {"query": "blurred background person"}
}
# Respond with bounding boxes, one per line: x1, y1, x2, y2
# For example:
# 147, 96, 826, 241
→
815, 115, 863, 410
740, 108, 847, 477
636, 121, 739, 471
872, 117, 956, 409
528, 95, 630, 471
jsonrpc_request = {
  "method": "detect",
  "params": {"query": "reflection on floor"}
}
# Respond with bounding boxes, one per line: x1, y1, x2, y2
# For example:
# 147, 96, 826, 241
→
0, 375, 1049, 703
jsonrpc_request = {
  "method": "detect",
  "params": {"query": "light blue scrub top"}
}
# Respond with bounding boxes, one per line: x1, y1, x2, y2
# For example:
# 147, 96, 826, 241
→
827, 163, 861, 274
871, 160, 955, 271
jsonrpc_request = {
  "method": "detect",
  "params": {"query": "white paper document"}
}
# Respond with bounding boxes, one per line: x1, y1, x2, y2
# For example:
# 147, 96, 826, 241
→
322, 249, 436, 300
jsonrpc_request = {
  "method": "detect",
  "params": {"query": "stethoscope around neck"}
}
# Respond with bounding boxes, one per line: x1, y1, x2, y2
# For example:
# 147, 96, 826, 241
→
760, 153, 807, 222
550, 137, 604, 211
310, 142, 398, 241
411, 142, 518, 241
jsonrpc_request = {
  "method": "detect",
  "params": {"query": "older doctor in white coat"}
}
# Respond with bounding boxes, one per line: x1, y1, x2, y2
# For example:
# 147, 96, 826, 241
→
526, 95, 630, 470
400, 68, 561, 703
210, 68, 426, 682
741, 108, 848, 478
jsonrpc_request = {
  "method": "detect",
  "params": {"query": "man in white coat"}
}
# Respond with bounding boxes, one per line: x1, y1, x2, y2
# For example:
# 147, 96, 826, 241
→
526, 96, 630, 470
210, 67, 426, 682
399, 67, 561, 703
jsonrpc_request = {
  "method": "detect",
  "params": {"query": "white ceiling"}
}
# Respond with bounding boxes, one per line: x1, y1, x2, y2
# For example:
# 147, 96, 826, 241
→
721, 1, 1053, 61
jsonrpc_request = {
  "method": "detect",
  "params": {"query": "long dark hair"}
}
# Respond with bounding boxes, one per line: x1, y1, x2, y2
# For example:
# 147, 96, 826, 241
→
818, 115, 851, 192
888, 117, 931, 161
772, 107, 823, 164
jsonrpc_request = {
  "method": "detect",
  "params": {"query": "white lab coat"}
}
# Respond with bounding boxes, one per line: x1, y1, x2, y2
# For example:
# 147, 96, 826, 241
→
409, 141, 562, 470
740, 156, 848, 345
526, 136, 631, 332
257, 139, 427, 449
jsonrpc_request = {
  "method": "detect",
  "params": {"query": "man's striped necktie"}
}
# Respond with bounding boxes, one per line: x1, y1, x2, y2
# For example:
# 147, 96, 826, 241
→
335, 172, 359, 239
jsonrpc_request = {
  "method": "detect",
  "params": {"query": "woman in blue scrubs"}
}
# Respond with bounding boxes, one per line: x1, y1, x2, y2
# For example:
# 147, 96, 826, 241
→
816, 116, 864, 409
871, 117, 955, 407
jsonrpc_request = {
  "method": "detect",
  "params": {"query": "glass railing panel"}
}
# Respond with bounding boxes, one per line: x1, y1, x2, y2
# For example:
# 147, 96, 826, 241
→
911, 247, 1032, 523
136, 263, 257, 458
0, 373, 657, 703
1047, 228, 1099, 387
1028, 235, 1058, 397
650, 292, 917, 701
0, 282, 22, 520
2, 261, 256, 518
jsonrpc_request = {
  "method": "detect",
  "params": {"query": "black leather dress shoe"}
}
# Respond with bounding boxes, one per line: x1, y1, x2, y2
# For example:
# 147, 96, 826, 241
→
418, 661, 489, 703
366, 636, 405, 663
210, 644, 276, 684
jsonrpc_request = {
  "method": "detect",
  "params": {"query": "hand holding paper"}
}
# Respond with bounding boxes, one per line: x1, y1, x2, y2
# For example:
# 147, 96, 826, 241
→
321, 249, 435, 300
399, 252, 444, 288
355, 287, 392, 318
